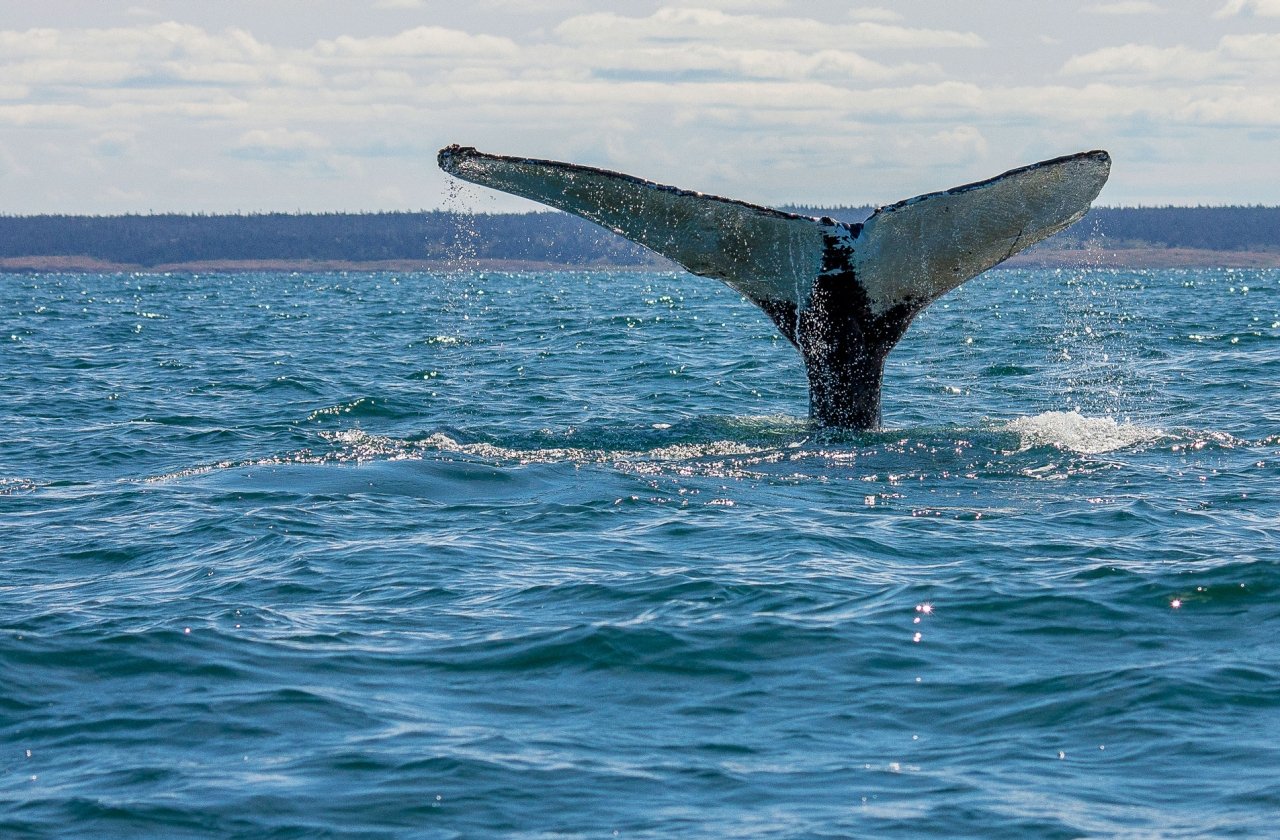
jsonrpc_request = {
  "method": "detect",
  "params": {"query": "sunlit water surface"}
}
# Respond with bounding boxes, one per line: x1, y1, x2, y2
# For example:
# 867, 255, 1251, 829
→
2, 268, 1279, 837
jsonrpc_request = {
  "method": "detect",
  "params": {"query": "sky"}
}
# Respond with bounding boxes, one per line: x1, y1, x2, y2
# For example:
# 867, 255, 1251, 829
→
1, 0, 1278, 214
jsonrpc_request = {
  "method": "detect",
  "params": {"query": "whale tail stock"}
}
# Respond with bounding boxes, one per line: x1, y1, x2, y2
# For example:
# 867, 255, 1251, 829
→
437, 144, 1111, 428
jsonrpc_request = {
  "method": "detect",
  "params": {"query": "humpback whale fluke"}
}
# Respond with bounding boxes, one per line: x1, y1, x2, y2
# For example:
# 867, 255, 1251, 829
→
438, 144, 1111, 428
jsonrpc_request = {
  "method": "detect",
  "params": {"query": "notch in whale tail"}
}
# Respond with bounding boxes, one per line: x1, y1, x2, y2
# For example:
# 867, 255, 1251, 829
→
438, 144, 1111, 428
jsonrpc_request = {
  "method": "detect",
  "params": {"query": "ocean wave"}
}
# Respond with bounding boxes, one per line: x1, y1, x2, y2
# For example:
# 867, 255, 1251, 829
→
305, 397, 404, 422
143, 410, 1267, 489
0, 476, 40, 495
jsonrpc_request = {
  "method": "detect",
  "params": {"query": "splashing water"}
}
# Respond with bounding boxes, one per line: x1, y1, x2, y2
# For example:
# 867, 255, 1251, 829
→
1003, 410, 1163, 454
442, 177, 484, 273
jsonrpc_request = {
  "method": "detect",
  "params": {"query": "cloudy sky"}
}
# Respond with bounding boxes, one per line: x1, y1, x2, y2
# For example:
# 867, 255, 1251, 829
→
1, 0, 1278, 213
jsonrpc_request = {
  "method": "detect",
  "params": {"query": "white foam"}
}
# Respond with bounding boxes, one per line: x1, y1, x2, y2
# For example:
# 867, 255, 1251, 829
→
1004, 411, 1163, 454
418, 432, 766, 468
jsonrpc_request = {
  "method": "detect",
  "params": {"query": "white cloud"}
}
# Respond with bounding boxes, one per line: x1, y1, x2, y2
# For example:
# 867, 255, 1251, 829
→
682, 0, 791, 9
315, 26, 518, 58
0, 141, 30, 177
1083, 1, 1165, 14
891, 125, 989, 168
0, 22, 279, 89
554, 8, 985, 50
1061, 44, 1221, 79
1063, 33, 1280, 81
92, 131, 137, 157
1220, 31, 1280, 58
102, 185, 146, 203
171, 167, 223, 184
848, 7, 904, 23
1176, 90, 1280, 123
231, 128, 329, 161
567, 43, 938, 84
0, 6, 1277, 211
1214, 0, 1280, 16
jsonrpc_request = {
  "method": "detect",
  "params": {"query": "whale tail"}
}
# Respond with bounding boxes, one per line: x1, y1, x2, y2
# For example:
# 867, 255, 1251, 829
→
438, 145, 1110, 428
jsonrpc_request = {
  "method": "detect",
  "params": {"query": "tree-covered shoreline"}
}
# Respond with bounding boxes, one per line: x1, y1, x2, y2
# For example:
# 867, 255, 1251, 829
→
0, 206, 1276, 269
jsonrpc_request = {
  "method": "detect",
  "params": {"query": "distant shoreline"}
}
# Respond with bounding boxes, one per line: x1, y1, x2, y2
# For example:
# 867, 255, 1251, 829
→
3, 247, 1279, 274
4, 207, 1277, 272
1004, 247, 1280, 269
0, 256, 610, 274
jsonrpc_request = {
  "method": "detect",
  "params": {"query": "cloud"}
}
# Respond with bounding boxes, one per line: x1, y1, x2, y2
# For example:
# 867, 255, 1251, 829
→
1175, 90, 1280, 124
1061, 44, 1221, 79
91, 131, 137, 157
0, 141, 30, 177
581, 44, 939, 84
849, 7, 904, 22
230, 128, 329, 161
0, 16, 1272, 142
0, 22, 280, 89
1063, 33, 1280, 81
681, 0, 791, 9
890, 125, 989, 168
170, 167, 223, 184
1220, 31, 1280, 58
1083, 1, 1165, 14
315, 26, 518, 58
1214, 0, 1280, 16
1, 7, 1278, 211
554, 8, 985, 50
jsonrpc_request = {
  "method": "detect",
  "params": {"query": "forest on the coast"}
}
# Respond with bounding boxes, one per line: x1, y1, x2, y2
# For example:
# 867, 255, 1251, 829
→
0, 206, 1277, 267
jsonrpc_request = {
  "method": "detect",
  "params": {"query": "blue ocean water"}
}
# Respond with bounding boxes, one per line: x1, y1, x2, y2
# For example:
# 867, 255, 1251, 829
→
1, 266, 1278, 838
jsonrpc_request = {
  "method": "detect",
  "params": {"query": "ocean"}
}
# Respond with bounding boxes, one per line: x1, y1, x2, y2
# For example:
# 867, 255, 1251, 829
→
2, 266, 1277, 838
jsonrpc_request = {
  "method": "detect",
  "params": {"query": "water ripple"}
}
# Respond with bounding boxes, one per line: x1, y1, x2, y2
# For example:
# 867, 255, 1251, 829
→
2, 269, 1278, 837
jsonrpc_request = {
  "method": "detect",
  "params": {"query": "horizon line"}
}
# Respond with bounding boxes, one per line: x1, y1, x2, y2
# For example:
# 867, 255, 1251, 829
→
3, 203, 1279, 218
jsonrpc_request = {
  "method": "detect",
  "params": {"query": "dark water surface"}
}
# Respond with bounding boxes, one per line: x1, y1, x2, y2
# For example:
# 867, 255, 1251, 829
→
2, 268, 1278, 837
